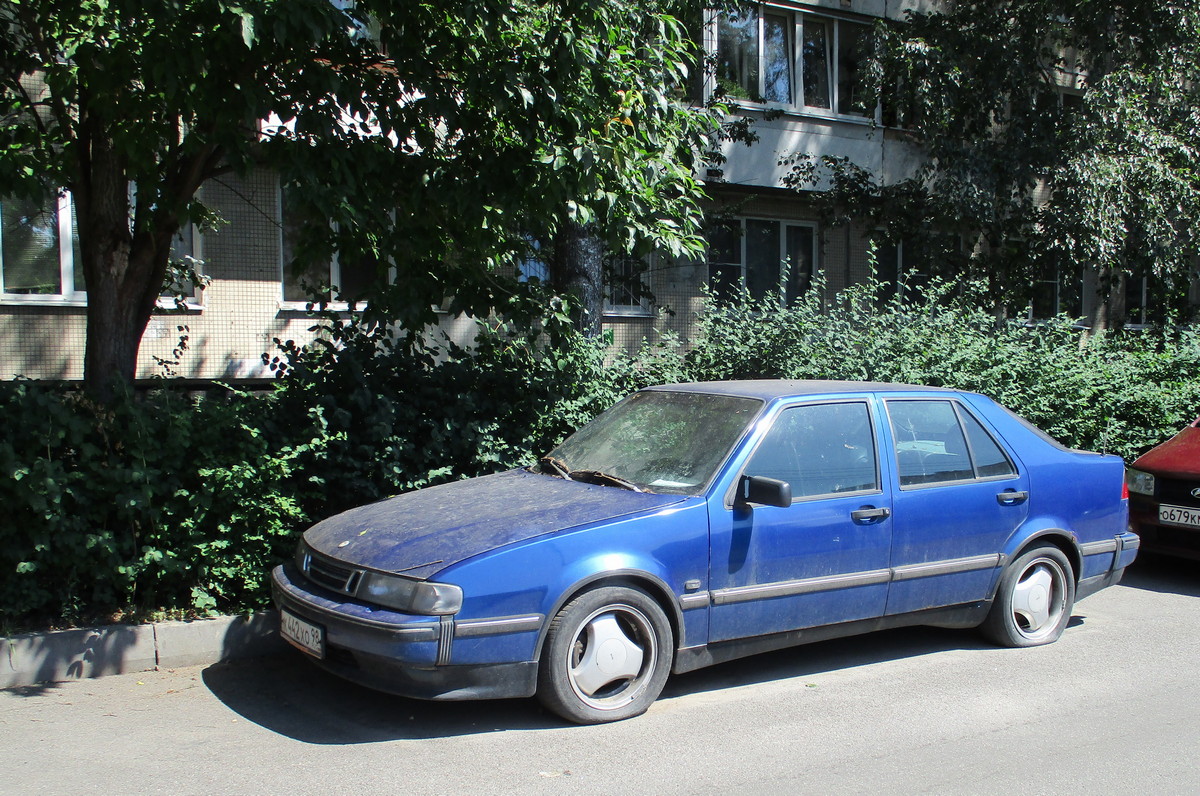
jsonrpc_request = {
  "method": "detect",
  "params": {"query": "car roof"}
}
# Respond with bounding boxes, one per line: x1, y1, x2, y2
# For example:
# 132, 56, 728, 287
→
647, 379, 959, 402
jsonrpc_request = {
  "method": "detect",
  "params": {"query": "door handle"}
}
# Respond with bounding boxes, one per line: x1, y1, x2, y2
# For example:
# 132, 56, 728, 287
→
851, 506, 891, 523
996, 489, 1029, 506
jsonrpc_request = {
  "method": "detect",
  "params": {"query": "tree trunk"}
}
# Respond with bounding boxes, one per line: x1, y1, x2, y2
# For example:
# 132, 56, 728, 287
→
75, 130, 172, 404
553, 222, 604, 338
82, 257, 160, 404
1089, 265, 1126, 333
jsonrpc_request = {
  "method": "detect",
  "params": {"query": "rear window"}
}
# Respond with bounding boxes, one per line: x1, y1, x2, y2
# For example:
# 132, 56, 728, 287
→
997, 405, 1075, 452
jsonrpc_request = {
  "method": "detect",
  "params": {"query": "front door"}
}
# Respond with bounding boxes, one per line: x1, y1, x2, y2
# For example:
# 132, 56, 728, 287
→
708, 400, 893, 642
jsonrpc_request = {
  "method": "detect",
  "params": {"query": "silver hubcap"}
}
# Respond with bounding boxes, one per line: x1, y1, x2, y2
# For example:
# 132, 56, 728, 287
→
567, 604, 657, 711
1011, 558, 1066, 640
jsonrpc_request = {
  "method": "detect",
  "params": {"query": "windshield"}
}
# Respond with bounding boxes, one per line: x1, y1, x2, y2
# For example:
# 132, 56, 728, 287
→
541, 390, 763, 495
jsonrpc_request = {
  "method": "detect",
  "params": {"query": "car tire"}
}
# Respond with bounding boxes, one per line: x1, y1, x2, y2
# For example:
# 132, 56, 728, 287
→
536, 585, 673, 724
981, 544, 1075, 647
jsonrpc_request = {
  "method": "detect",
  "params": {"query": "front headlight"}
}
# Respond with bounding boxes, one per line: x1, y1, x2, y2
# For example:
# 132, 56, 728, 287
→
1126, 468, 1155, 496
359, 571, 463, 615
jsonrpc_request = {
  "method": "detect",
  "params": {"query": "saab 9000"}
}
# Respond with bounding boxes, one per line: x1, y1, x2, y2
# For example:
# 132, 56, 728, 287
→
272, 381, 1137, 723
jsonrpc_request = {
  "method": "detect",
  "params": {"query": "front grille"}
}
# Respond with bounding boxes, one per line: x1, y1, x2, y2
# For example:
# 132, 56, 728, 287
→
304, 549, 364, 596
1158, 478, 1200, 507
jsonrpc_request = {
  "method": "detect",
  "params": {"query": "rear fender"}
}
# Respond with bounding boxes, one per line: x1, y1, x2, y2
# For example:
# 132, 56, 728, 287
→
989, 525, 1082, 601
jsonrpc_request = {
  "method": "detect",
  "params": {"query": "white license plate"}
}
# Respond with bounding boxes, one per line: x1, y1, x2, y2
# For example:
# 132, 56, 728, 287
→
1159, 504, 1200, 529
280, 609, 325, 658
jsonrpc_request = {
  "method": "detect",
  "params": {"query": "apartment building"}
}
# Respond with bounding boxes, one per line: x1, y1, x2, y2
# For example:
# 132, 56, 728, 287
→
608, 0, 931, 352
4, 1, 1186, 383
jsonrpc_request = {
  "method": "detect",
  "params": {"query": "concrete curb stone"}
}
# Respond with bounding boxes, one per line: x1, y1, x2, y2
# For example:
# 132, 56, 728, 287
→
1, 611, 286, 689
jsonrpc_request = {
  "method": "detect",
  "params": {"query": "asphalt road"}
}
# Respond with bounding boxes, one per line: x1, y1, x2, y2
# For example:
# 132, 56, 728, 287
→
3, 555, 1198, 796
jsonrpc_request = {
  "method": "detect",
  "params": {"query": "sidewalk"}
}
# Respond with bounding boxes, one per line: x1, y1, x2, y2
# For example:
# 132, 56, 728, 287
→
0, 611, 286, 689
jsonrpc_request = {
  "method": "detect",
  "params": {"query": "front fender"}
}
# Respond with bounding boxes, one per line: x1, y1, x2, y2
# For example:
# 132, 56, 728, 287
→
436, 499, 710, 666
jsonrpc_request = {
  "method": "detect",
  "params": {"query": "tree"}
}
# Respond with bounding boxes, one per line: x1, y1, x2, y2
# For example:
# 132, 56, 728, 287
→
0, 0, 721, 403
785, 0, 1200, 328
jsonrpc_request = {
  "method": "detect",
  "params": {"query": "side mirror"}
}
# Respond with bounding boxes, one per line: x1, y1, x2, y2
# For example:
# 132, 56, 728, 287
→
736, 475, 792, 508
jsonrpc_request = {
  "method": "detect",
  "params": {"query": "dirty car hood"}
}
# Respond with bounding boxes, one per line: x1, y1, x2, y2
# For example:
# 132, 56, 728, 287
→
303, 469, 686, 579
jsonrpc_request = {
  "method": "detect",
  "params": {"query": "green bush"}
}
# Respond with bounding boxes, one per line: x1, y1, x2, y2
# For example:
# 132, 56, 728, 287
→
684, 278, 1200, 459
267, 317, 687, 517
1, 282, 1196, 631
0, 385, 314, 630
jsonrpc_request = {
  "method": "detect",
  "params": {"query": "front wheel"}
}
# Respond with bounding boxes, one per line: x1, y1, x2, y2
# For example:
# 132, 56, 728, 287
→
537, 586, 673, 724
982, 545, 1075, 647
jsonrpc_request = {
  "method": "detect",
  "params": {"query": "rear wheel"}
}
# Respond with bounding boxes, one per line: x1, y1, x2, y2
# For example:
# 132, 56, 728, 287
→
537, 586, 672, 724
982, 545, 1075, 647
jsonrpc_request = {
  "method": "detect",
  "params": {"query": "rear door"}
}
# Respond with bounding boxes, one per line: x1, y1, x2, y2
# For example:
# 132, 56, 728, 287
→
882, 398, 1029, 615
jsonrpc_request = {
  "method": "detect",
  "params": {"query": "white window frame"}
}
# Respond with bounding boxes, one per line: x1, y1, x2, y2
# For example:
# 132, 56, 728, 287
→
156, 221, 205, 311
0, 192, 86, 306
710, 4, 879, 123
1026, 261, 1084, 323
1124, 272, 1150, 328
603, 253, 655, 317
517, 238, 549, 285
708, 217, 818, 303
278, 183, 379, 311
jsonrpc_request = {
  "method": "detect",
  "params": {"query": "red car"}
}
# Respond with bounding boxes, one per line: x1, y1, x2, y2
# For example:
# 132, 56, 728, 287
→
1127, 416, 1200, 558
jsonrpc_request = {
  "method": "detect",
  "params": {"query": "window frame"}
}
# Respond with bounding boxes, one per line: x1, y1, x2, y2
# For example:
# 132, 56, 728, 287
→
738, 398, 883, 504
278, 183, 376, 311
156, 220, 205, 311
0, 192, 86, 306
603, 252, 655, 317
1026, 259, 1084, 323
711, 4, 879, 123
707, 216, 818, 304
885, 398, 1019, 491
874, 234, 965, 304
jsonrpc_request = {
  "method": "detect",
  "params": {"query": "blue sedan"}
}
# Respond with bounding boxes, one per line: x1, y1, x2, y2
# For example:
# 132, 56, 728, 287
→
272, 381, 1138, 723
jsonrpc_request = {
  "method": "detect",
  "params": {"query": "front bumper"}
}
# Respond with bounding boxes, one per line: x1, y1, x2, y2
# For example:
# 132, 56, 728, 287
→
1130, 503, 1200, 560
271, 564, 540, 701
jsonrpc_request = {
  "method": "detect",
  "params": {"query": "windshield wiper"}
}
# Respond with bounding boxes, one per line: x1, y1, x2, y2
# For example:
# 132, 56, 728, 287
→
568, 469, 645, 492
538, 456, 573, 480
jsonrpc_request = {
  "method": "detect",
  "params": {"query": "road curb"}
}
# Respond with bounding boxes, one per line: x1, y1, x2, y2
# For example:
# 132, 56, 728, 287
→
1, 611, 286, 689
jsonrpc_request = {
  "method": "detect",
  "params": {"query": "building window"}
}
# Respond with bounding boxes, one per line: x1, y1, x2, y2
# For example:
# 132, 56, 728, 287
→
604, 253, 653, 316
280, 185, 375, 307
0, 193, 84, 301
715, 4, 874, 117
1028, 261, 1083, 321
1124, 271, 1150, 326
517, 238, 549, 284
158, 223, 205, 309
875, 235, 963, 303
708, 218, 817, 303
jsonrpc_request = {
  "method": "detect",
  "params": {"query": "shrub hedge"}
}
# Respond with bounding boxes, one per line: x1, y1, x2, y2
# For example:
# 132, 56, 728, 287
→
1, 283, 1197, 630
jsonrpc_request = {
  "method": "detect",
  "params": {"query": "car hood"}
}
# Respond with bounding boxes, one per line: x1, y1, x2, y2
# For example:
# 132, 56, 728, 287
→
1133, 425, 1200, 479
303, 469, 686, 579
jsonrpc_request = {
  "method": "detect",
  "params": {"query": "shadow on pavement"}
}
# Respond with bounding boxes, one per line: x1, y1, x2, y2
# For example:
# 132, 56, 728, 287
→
663, 624, 996, 700
1120, 553, 1200, 597
201, 654, 554, 743
204, 622, 1002, 743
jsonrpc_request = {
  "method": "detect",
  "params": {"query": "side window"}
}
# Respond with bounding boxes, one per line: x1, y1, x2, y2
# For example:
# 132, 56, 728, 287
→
958, 406, 1017, 478
888, 400, 974, 486
745, 402, 878, 499
888, 400, 1015, 487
